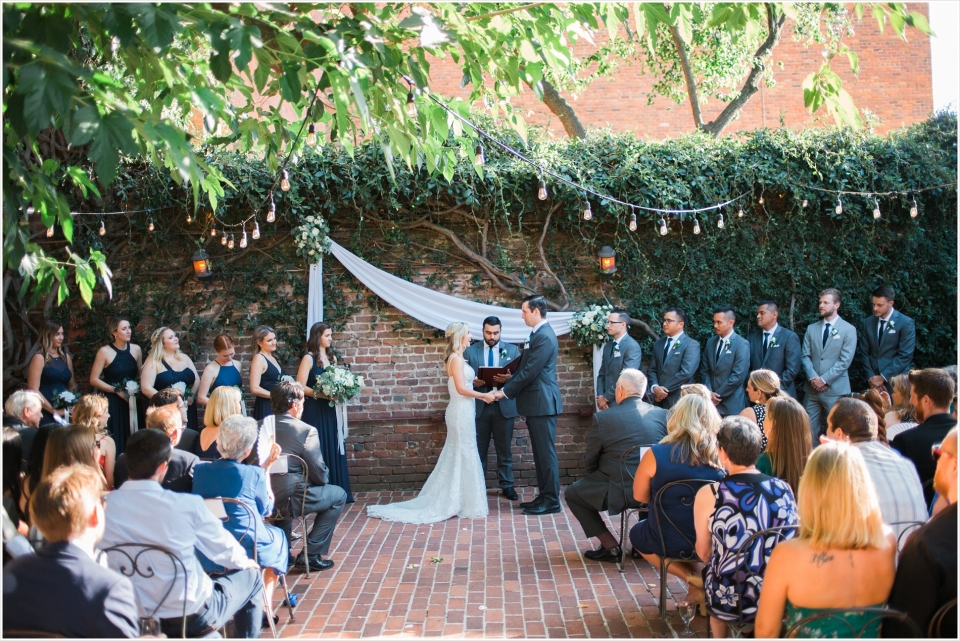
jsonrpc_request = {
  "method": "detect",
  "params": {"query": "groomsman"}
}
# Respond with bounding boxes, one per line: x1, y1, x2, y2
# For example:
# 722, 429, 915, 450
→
859, 286, 916, 395
701, 306, 750, 416
801, 288, 857, 444
647, 307, 700, 410
465, 316, 521, 501
596, 309, 642, 410
747, 300, 802, 397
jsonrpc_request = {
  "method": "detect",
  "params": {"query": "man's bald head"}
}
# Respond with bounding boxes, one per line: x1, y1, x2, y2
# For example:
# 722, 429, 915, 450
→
934, 427, 958, 503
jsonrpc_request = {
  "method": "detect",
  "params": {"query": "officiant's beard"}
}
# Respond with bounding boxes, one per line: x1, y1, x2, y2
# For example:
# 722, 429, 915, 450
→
484, 337, 499, 347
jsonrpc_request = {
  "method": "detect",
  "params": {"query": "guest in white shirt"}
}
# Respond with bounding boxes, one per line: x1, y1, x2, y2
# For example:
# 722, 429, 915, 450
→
102, 429, 264, 638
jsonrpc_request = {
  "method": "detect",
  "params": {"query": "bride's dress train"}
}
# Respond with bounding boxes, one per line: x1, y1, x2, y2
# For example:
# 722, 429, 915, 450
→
366, 360, 489, 523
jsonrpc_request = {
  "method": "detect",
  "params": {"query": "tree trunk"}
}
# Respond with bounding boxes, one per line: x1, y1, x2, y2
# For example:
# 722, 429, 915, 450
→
670, 25, 704, 131
540, 79, 587, 139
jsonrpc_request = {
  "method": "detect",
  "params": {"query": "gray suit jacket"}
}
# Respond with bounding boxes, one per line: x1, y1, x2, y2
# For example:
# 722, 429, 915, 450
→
801, 316, 858, 395
747, 326, 802, 397
463, 340, 520, 419
702, 333, 751, 415
646, 333, 700, 409
596, 334, 642, 404
859, 310, 916, 382
581, 396, 667, 514
501, 323, 563, 417
270, 412, 330, 508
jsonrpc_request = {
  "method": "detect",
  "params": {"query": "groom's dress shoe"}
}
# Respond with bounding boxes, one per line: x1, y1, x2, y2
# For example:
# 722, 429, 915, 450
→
583, 545, 622, 563
519, 495, 543, 509
502, 488, 519, 501
522, 502, 562, 516
295, 552, 334, 571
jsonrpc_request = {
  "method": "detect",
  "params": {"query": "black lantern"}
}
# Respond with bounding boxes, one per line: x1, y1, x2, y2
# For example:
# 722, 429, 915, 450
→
598, 246, 617, 275
192, 249, 215, 287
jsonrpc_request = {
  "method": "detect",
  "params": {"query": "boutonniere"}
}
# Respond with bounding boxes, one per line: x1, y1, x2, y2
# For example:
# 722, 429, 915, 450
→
499, 347, 508, 360
671, 340, 682, 351
722, 338, 731, 354
613, 342, 621, 356
886, 320, 896, 331
830, 327, 839, 338
768, 337, 779, 348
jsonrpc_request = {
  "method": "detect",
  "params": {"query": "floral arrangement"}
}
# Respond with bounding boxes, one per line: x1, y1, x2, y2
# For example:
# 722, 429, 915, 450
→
171, 381, 195, 401
293, 215, 331, 260
114, 379, 140, 397
279, 374, 295, 384
51, 390, 81, 409
569, 304, 613, 347
314, 365, 365, 407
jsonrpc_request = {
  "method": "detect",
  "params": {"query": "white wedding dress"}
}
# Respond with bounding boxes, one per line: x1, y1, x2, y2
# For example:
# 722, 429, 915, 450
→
366, 359, 489, 523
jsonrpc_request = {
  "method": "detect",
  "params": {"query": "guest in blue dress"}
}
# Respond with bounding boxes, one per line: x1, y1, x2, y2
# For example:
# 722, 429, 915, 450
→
88, 317, 144, 454
198, 387, 244, 460
249, 326, 284, 421
297, 322, 354, 503
192, 414, 287, 614
197, 334, 244, 408
27, 320, 76, 426
140, 327, 200, 433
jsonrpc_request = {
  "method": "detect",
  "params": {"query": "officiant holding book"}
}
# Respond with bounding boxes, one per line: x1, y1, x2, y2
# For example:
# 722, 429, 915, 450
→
465, 316, 521, 501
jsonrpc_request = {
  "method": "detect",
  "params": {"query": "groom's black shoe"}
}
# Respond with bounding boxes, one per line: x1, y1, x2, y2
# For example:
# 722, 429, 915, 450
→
519, 495, 543, 509
295, 552, 334, 571
522, 501, 562, 516
583, 545, 622, 563
502, 488, 519, 501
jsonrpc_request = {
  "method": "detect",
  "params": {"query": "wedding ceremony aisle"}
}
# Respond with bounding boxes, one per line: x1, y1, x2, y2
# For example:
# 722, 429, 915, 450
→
273, 488, 706, 638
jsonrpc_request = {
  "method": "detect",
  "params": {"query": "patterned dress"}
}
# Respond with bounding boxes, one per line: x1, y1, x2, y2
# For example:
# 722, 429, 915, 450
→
749, 404, 769, 451
704, 472, 799, 623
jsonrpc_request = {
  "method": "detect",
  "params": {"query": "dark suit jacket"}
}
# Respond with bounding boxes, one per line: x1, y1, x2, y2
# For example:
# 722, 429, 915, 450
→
463, 340, 520, 418
271, 412, 330, 508
596, 334, 642, 404
176, 427, 200, 455
859, 310, 916, 382
747, 325, 802, 397
581, 396, 667, 514
2, 540, 140, 637
501, 323, 563, 417
647, 333, 700, 409
113, 448, 198, 493
702, 333, 751, 415
892, 412, 957, 504
2, 415, 35, 464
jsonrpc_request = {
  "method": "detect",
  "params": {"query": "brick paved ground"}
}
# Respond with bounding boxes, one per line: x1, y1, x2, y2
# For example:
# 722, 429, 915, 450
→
272, 487, 708, 639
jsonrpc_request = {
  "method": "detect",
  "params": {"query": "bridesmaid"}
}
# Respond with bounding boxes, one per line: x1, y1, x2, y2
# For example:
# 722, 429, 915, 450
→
249, 326, 284, 421
88, 316, 143, 454
27, 320, 76, 425
197, 334, 243, 407
141, 327, 201, 433
297, 322, 354, 503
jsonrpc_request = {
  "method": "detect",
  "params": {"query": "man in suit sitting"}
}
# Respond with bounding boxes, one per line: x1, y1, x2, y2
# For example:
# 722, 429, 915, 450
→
566, 369, 667, 562
3, 464, 140, 637
748, 300, 802, 398
702, 306, 751, 417
465, 316, 521, 501
648, 307, 701, 410
2, 389, 43, 463
596, 309, 642, 411
801, 288, 858, 444
113, 404, 198, 492
150, 387, 200, 455
859, 286, 916, 396
269, 381, 347, 570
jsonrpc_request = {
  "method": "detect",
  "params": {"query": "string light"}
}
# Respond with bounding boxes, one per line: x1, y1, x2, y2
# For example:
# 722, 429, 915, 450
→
801, 198, 808, 208
717, 213, 725, 229
210, 225, 217, 237
537, 172, 548, 201
252, 221, 261, 239
582, 198, 593, 221
267, 192, 276, 223
406, 91, 417, 117
758, 195, 764, 205
228, 233, 235, 250
307, 123, 317, 146
835, 196, 843, 215
99, 220, 106, 236
658, 218, 668, 236
693, 217, 701, 235
474, 143, 485, 166
221, 230, 227, 245
280, 169, 291, 192
910, 198, 918, 218
872, 199, 881, 219
738, 206, 744, 218
148, 217, 155, 232
239, 229, 248, 248
628, 210, 638, 232
186, 212, 192, 224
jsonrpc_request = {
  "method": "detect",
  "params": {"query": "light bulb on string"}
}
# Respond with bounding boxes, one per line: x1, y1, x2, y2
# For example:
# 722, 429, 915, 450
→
693, 217, 701, 235
582, 198, 593, 221
738, 206, 744, 218
801, 197, 808, 208
910, 198, 918, 218
628, 210, 638, 232
873, 199, 881, 219
210, 225, 217, 237
228, 233, 235, 250
148, 217, 155, 232
280, 169, 291, 192
99, 220, 106, 236
252, 221, 261, 240
240, 229, 248, 248
759, 195, 764, 205
835, 196, 843, 215
307, 123, 317, 146
406, 91, 417, 117
717, 213, 725, 229
221, 231, 227, 246
659, 218, 668, 236
267, 192, 276, 223
186, 212, 192, 224
537, 173, 548, 201
474, 143, 485, 166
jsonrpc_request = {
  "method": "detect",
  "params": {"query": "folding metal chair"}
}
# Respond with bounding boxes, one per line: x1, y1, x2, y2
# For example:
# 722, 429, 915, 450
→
615, 444, 653, 572
929, 597, 957, 638
784, 606, 922, 638
266, 453, 311, 577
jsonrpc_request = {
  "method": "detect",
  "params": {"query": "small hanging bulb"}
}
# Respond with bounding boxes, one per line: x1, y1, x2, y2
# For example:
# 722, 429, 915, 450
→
835, 195, 843, 215
873, 199, 881, 219
252, 221, 261, 240
693, 217, 701, 235
801, 198, 808, 208
406, 91, 417, 117
228, 233, 235, 250
759, 195, 764, 205
267, 192, 276, 223
210, 225, 217, 237
659, 218, 668, 236
186, 212, 192, 224
717, 213, 725, 229
910, 198, 918, 218
221, 230, 227, 245
148, 217, 155, 232
738, 206, 744, 218
474, 143, 485, 166
46, 224, 55, 237
280, 169, 291, 192
582, 200, 593, 221
240, 229, 248, 248
99, 220, 106, 236
538, 176, 548, 201
628, 211, 638, 232
307, 123, 317, 146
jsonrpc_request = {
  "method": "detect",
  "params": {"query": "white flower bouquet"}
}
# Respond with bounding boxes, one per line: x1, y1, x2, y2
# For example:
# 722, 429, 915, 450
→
51, 389, 81, 409
293, 215, 331, 260
114, 379, 140, 396
171, 381, 194, 401
279, 374, 295, 384
569, 304, 613, 347
314, 365, 365, 407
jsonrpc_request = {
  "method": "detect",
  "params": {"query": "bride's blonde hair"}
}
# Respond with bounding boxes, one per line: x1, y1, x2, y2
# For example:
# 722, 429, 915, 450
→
444, 322, 471, 364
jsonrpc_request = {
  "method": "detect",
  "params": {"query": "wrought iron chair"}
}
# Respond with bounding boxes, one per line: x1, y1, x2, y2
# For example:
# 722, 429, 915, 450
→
615, 444, 652, 572
784, 606, 923, 638
266, 453, 311, 577
889, 519, 926, 553
929, 597, 957, 638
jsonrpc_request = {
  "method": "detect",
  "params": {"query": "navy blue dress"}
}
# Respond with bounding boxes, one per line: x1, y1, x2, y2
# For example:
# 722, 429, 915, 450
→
301, 357, 354, 503
192, 459, 289, 575
209, 362, 242, 394
252, 354, 282, 421
38, 355, 72, 426
100, 344, 139, 454
153, 359, 199, 433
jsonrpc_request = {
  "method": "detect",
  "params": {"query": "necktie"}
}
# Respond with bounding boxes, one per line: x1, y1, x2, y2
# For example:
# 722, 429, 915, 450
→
821, 322, 831, 348
762, 332, 770, 359
662, 339, 671, 362
715, 339, 723, 361
878, 319, 886, 344
487, 346, 493, 366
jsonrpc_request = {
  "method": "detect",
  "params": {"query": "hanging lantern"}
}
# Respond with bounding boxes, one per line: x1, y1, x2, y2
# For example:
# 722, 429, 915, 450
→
598, 246, 617, 275
192, 249, 215, 287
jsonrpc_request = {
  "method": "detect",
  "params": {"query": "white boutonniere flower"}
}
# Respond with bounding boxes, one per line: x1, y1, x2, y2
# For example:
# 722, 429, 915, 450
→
722, 338, 731, 354
613, 342, 621, 357
830, 327, 839, 338
671, 340, 682, 351
499, 348, 508, 361
768, 337, 779, 348
887, 321, 896, 331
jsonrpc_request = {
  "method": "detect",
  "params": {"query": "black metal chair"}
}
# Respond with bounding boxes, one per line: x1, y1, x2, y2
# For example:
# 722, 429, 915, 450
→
266, 453, 311, 577
784, 606, 923, 638
929, 597, 957, 638
616, 444, 652, 572
889, 519, 925, 553
98, 542, 189, 638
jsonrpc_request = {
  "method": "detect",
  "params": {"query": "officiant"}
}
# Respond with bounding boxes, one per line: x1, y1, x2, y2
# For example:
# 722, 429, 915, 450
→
465, 316, 521, 501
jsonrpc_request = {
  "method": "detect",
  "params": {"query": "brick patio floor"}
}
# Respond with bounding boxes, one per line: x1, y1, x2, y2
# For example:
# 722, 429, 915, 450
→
273, 487, 708, 638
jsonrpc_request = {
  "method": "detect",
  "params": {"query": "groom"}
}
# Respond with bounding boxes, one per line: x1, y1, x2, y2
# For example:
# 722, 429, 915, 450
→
493, 295, 563, 516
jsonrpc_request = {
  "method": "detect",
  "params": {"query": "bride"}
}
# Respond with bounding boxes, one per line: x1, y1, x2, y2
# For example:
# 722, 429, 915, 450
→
366, 322, 495, 523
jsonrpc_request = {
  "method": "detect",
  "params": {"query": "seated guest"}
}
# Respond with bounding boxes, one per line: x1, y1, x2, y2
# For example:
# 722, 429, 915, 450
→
198, 386, 243, 460
20, 425, 56, 518
755, 441, 897, 638
71, 394, 117, 488
150, 387, 200, 454
826, 398, 926, 548
3, 390, 43, 463
694, 417, 798, 637
892, 368, 957, 504
681, 383, 713, 402
885, 374, 918, 441
113, 405, 199, 492
3, 465, 139, 637
2, 429, 27, 534
854, 388, 889, 444
756, 396, 811, 494
566, 369, 667, 562
884, 428, 957, 638
193, 415, 286, 620
102, 428, 263, 638
738, 369, 783, 450
630, 395, 725, 605
270, 381, 346, 570
2, 505, 33, 561
41, 424, 106, 488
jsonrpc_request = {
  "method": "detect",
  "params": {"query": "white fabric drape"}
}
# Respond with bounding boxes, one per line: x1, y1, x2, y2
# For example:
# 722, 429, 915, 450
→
306, 259, 324, 339
128, 395, 138, 435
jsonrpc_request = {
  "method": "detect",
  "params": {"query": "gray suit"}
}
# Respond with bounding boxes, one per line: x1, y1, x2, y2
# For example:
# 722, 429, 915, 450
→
565, 396, 667, 538
596, 334, 642, 405
747, 325, 802, 398
858, 310, 915, 391
501, 322, 563, 504
464, 340, 520, 490
646, 333, 701, 409
270, 412, 346, 557
801, 316, 858, 442
702, 333, 751, 416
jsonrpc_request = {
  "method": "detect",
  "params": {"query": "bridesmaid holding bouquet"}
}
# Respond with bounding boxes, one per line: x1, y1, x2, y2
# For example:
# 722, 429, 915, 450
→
249, 326, 285, 421
88, 316, 143, 454
141, 327, 201, 432
27, 320, 76, 425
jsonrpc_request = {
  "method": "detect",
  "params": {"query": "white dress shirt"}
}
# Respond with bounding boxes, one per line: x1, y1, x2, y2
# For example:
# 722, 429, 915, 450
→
101, 480, 251, 618
530, 319, 549, 336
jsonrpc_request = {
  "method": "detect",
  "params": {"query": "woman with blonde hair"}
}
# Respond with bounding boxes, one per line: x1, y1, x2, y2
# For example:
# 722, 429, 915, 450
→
755, 441, 896, 638
756, 396, 812, 493
198, 386, 243, 459
71, 395, 117, 488
27, 320, 76, 425
884, 374, 917, 441
141, 327, 200, 432
249, 325, 286, 421
368, 322, 495, 523
739, 369, 783, 450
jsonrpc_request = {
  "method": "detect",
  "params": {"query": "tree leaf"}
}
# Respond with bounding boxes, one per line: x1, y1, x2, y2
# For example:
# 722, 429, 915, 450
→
16, 62, 76, 135
67, 104, 101, 146
88, 112, 136, 185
